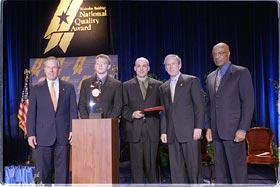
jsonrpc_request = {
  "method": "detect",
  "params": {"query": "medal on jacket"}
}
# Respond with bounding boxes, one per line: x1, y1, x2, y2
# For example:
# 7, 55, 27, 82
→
90, 80, 102, 98
92, 88, 101, 97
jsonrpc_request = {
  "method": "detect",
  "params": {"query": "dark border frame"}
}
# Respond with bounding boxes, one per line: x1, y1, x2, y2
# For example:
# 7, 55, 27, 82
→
0, 0, 279, 184
0, 0, 4, 184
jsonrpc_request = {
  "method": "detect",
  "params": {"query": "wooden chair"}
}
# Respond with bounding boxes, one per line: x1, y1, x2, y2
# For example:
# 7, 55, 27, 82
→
201, 129, 214, 183
246, 127, 278, 184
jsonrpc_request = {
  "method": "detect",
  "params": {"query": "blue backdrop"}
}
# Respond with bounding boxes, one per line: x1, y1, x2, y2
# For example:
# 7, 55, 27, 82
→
3, 1, 279, 163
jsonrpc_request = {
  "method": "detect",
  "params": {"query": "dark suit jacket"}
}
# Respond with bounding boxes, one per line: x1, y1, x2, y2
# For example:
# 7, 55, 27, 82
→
26, 79, 78, 146
160, 74, 204, 143
206, 64, 254, 140
122, 77, 162, 143
78, 74, 122, 119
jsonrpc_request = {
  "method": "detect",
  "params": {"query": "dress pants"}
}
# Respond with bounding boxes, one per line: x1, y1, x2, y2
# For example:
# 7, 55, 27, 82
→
35, 144, 69, 184
214, 139, 248, 183
129, 123, 158, 183
168, 137, 202, 183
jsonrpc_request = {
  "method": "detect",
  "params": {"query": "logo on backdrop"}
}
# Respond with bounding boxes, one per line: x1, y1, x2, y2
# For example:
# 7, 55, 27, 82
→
44, 0, 108, 55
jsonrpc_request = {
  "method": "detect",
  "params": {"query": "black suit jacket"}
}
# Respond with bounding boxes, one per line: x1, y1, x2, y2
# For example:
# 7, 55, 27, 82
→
122, 77, 162, 142
160, 74, 204, 143
78, 74, 122, 119
206, 64, 254, 140
26, 79, 78, 146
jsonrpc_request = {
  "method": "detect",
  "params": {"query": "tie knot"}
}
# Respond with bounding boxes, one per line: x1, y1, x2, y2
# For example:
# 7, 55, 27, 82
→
51, 81, 55, 86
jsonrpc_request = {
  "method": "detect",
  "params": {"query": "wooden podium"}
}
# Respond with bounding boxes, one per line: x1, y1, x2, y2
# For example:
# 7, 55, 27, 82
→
71, 118, 119, 183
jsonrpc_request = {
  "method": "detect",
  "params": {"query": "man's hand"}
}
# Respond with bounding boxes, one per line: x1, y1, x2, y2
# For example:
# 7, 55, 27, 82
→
132, 111, 145, 119
160, 134, 167, 143
193, 128, 202, 140
234, 130, 246, 142
206, 128, 213, 142
68, 132, 73, 145
28, 136, 37, 149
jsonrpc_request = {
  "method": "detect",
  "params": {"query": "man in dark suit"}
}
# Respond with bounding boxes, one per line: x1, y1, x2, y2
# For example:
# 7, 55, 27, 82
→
78, 54, 122, 119
122, 57, 162, 183
160, 54, 204, 183
26, 57, 78, 183
205, 43, 254, 183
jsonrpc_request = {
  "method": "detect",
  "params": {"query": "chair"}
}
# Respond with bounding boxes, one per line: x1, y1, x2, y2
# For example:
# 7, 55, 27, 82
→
246, 127, 278, 184
201, 129, 214, 183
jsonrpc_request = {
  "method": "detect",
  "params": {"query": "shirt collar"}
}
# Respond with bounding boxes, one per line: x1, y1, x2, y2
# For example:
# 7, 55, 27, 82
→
47, 78, 59, 85
137, 76, 148, 83
170, 72, 181, 82
96, 73, 107, 84
218, 62, 231, 77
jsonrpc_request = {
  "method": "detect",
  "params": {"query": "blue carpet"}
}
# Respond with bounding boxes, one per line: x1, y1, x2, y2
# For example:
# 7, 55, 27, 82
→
119, 161, 276, 184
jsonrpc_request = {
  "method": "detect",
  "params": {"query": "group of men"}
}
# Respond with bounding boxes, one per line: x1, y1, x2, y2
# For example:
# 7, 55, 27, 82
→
26, 42, 254, 184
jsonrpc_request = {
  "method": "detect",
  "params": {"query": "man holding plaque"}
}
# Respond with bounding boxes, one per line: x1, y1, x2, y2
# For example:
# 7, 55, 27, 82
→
122, 57, 162, 183
78, 54, 122, 119
159, 54, 204, 183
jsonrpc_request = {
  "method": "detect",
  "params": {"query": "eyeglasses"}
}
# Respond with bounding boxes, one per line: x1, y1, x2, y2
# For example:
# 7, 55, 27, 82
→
212, 51, 228, 57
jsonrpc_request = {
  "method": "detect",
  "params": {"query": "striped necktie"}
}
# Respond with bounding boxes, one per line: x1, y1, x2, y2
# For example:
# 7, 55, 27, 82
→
215, 70, 221, 92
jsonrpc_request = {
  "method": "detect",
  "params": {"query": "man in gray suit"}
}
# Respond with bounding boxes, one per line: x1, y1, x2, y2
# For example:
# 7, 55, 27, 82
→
27, 57, 78, 183
122, 57, 162, 183
206, 42, 254, 183
160, 54, 204, 183
78, 54, 122, 119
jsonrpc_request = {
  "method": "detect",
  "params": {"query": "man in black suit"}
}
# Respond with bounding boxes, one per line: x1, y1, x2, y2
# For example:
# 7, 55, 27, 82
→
160, 54, 204, 183
26, 57, 78, 183
206, 42, 254, 183
122, 57, 162, 183
78, 54, 122, 119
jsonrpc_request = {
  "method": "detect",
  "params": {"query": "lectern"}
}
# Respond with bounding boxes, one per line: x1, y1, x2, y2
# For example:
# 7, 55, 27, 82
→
71, 118, 119, 183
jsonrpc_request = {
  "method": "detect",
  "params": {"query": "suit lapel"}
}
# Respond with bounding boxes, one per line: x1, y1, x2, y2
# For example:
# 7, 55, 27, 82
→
100, 75, 111, 98
173, 75, 184, 104
144, 78, 153, 101
41, 80, 56, 112
56, 79, 66, 112
217, 64, 233, 93
209, 69, 218, 95
164, 80, 172, 104
134, 78, 145, 101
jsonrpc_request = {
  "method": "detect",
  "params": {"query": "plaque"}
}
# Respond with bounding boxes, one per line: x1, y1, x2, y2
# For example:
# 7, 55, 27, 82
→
88, 80, 103, 118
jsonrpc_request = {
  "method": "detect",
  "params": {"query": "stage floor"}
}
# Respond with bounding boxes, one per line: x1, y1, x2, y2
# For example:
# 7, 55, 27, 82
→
5, 162, 277, 184
119, 161, 276, 184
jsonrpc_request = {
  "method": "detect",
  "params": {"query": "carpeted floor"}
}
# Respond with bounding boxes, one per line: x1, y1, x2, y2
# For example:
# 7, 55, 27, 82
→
119, 161, 277, 184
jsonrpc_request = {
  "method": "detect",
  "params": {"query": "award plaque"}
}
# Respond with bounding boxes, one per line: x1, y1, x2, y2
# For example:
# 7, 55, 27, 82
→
89, 80, 103, 118
142, 106, 164, 113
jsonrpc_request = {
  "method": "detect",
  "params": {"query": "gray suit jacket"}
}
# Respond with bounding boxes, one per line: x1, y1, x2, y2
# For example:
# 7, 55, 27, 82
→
160, 74, 204, 143
206, 64, 254, 140
122, 77, 162, 142
78, 74, 122, 119
26, 80, 78, 146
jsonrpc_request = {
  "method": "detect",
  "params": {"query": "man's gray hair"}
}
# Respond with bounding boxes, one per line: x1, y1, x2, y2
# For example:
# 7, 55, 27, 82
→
44, 56, 60, 68
164, 54, 181, 65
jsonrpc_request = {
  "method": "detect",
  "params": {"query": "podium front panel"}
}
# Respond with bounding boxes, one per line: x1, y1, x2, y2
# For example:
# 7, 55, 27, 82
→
72, 118, 119, 183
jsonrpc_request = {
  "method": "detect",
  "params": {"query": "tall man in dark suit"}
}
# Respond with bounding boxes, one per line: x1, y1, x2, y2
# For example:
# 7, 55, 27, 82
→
160, 54, 204, 183
122, 57, 162, 183
26, 57, 78, 183
78, 54, 122, 119
205, 43, 254, 183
